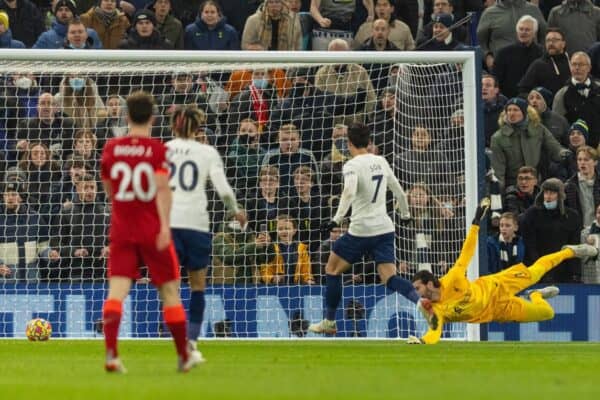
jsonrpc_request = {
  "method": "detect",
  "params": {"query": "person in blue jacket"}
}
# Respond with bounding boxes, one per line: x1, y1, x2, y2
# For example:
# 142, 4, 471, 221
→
487, 211, 525, 273
184, 0, 239, 50
33, 0, 102, 49
0, 10, 25, 48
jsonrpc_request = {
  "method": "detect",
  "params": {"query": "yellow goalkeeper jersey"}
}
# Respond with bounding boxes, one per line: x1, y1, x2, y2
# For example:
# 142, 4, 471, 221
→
422, 225, 511, 344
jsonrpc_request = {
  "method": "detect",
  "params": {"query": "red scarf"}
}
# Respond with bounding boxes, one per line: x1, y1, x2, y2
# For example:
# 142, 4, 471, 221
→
250, 84, 269, 132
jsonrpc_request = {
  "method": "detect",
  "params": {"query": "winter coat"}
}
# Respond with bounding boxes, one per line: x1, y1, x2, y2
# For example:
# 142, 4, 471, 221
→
79, 7, 129, 50
0, 28, 25, 48
504, 185, 539, 218
118, 30, 173, 49
262, 148, 321, 190
0, 0, 44, 47
260, 242, 313, 285
552, 78, 600, 147
490, 109, 567, 187
483, 95, 508, 147
50, 199, 109, 280
564, 172, 600, 225
486, 234, 525, 273
580, 221, 600, 283
185, 16, 240, 50
241, 2, 302, 50
493, 41, 544, 98
540, 109, 570, 143
16, 115, 76, 161
158, 13, 184, 49
518, 52, 572, 97
589, 41, 600, 78
521, 192, 582, 283
227, 137, 265, 189
354, 19, 415, 50
33, 19, 102, 49
477, 0, 547, 56
0, 204, 49, 280
314, 64, 376, 126
547, 0, 600, 53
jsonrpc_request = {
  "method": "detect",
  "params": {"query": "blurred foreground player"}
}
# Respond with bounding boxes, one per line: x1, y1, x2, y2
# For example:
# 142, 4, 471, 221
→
409, 198, 598, 344
100, 91, 201, 372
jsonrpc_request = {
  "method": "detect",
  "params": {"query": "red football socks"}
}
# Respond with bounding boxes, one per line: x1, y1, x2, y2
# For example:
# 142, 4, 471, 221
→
164, 304, 188, 361
102, 299, 123, 359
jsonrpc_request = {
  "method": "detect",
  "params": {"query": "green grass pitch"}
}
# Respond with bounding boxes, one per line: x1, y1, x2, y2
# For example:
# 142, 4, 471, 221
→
1, 340, 599, 400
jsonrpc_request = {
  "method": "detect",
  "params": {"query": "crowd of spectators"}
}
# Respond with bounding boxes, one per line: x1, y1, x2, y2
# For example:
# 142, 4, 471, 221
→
0, 0, 599, 286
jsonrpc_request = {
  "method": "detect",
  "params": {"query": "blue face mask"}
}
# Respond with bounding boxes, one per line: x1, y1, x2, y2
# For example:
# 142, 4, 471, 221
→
69, 78, 86, 91
252, 78, 268, 89
544, 200, 558, 210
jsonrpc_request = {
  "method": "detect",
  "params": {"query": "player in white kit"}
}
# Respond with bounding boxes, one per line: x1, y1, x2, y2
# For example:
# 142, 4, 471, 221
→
309, 122, 425, 334
166, 106, 247, 355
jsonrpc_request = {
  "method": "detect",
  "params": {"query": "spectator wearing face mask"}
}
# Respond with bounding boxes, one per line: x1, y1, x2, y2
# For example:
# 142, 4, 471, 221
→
54, 75, 106, 130
521, 177, 583, 283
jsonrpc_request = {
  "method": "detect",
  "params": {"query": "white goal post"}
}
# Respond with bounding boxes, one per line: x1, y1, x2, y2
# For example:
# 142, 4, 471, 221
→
0, 49, 480, 341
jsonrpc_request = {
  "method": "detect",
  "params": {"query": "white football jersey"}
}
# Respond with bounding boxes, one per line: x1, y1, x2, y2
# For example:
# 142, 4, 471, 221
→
334, 153, 407, 237
166, 138, 235, 232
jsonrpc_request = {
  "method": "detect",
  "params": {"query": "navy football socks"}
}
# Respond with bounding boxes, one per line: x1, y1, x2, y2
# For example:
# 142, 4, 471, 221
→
325, 274, 342, 321
188, 290, 205, 341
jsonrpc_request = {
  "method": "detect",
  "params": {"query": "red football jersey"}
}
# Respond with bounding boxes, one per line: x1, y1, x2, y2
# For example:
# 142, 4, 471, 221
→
101, 136, 169, 244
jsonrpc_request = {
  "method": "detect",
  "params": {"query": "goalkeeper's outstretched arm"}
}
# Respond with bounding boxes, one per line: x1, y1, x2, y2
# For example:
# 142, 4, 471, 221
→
445, 198, 490, 278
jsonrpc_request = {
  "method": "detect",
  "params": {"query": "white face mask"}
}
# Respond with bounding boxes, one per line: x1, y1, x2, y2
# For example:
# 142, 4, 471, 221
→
15, 77, 33, 90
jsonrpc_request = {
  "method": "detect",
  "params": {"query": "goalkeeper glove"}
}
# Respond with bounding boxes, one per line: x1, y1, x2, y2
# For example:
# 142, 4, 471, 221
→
407, 335, 424, 344
472, 197, 491, 226
321, 220, 339, 235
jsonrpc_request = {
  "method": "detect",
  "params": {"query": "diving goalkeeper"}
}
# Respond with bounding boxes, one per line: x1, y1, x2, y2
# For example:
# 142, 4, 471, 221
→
410, 198, 598, 344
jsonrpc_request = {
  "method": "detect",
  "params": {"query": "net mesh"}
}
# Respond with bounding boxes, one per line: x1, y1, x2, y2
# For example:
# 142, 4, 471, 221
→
0, 54, 472, 339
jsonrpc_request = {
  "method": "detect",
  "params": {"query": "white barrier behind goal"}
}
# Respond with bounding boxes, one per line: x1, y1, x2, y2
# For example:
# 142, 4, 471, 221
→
0, 50, 479, 340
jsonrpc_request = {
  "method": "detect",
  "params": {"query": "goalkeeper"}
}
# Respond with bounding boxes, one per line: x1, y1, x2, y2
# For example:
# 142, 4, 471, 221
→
410, 198, 598, 344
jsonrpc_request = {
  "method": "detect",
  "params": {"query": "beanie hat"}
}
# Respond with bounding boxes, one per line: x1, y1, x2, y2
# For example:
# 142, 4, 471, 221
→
540, 177, 564, 194
536, 177, 566, 214
432, 13, 454, 28
0, 10, 9, 29
133, 9, 157, 26
54, 0, 77, 16
569, 119, 590, 141
530, 86, 553, 110
3, 181, 24, 195
505, 97, 528, 116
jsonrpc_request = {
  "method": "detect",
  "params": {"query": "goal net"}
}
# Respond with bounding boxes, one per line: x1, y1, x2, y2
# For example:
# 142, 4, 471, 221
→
0, 50, 479, 340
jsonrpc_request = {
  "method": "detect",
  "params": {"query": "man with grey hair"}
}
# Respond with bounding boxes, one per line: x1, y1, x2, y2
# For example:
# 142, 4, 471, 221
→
547, 0, 600, 53
477, 0, 547, 58
493, 15, 544, 98
553, 51, 600, 147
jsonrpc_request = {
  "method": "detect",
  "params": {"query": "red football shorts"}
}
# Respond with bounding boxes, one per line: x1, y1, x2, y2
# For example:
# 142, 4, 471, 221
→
108, 240, 180, 286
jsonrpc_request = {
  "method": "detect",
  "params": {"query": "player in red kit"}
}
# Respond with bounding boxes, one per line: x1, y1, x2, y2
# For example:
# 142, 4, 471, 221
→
100, 91, 201, 373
